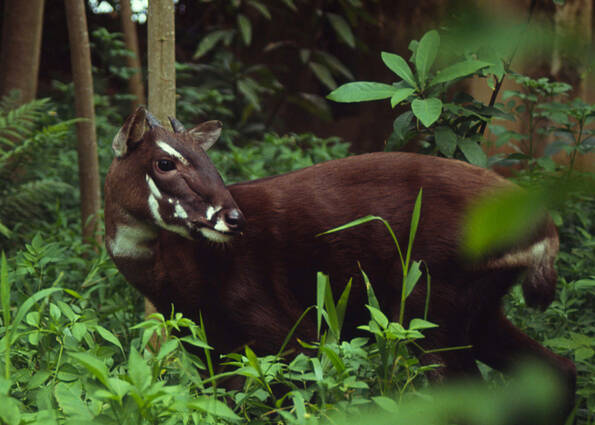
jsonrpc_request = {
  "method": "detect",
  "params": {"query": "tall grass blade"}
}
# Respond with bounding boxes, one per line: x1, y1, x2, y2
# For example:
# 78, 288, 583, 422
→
405, 189, 423, 271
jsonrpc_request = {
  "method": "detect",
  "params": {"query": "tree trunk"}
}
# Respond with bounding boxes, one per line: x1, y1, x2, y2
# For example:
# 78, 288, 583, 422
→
148, 0, 176, 123
0, 0, 45, 103
146, 0, 176, 318
65, 0, 101, 245
120, 0, 146, 111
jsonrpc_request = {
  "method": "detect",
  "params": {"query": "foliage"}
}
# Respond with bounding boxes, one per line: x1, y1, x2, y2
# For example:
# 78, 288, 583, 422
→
0, 206, 575, 425
209, 132, 349, 182
327, 29, 503, 166
0, 94, 77, 244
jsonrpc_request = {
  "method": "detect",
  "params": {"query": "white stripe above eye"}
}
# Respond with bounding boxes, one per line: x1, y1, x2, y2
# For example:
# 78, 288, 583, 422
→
156, 140, 189, 166
146, 174, 162, 199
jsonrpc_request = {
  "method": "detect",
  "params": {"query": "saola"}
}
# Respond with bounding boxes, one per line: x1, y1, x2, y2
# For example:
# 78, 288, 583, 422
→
104, 107, 575, 419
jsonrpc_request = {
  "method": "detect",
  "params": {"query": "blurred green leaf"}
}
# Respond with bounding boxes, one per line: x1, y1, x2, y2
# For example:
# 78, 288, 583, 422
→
327, 13, 355, 48
237, 14, 252, 45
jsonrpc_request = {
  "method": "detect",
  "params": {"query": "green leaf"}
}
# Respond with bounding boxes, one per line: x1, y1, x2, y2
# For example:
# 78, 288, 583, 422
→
409, 318, 438, 330
405, 188, 423, 271
189, 397, 241, 421
193, 30, 230, 59
327, 13, 355, 48
411, 98, 442, 127
315, 51, 354, 80
316, 272, 327, 338
54, 381, 93, 419
69, 352, 110, 388
0, 394, 21, 425
128, 347, 152, 392
321, 345, 346, 375
391, 112, 414, 143
415, 30, 440, 87
459, 139, 487, 167
335, 278, 352, 334
372, 395, 399, 413
366, 305, 389, 329
404, 261, 422, 298
381, 52, 417, 88
430, 60, 491, 86
10, 288, 62, 344
462, 188, 546, 259
1, 252, 11, 327
95, 325, 124, 354
434, 126, 457, 157
309, 62, 337, 90
156, 339, 178, 361
390, 88, 415, 108
327, 82, 396, 103
237, 79, 261, 110
237, 14, 252, 45
248, 0, 271, 19
574, 347, 594, 362
279, 0, 297, 11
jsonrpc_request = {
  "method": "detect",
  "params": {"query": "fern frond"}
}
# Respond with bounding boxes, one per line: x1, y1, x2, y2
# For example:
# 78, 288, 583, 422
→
0, 179, 72, 230
0, 97, 51, 150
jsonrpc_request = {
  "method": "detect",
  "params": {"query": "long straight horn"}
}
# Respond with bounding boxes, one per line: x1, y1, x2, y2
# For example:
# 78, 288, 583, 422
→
168, 116, 186, 133
145, 111, 162, 129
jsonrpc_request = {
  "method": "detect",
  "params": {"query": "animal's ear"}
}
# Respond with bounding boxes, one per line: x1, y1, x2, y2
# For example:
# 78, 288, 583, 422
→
188, 120, 223, 151
112, 106, 147, 157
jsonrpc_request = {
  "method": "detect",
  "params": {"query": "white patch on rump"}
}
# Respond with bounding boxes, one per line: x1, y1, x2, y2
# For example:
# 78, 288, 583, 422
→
108, 224, 156, 259
156, 141, 189, 166
488, 239, 554, 269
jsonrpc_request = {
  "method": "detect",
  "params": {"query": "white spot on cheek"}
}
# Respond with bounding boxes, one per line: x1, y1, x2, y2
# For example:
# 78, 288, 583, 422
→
205, 205, 221, 221
174, 201, 188, 219
146, 174, 162, 199
214, 218, 230, 233
148, 194, 191, 239
156, 141, 189, 166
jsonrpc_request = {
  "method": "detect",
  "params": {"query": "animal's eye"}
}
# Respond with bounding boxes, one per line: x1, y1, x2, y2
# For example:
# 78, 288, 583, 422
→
157, 159, 175, 172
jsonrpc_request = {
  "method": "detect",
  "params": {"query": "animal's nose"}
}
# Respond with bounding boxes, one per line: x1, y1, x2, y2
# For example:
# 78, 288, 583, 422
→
223, 208, 245, 233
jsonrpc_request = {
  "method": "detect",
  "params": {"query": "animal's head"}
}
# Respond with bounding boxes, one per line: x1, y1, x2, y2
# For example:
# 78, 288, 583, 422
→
105, 107, 245, 244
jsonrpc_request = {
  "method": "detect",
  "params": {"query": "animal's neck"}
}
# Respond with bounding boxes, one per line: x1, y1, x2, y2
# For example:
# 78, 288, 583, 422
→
106, 212, 158, 260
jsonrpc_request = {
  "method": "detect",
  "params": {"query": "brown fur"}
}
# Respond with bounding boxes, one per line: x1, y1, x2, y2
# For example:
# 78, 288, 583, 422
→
104, 109, 576, 420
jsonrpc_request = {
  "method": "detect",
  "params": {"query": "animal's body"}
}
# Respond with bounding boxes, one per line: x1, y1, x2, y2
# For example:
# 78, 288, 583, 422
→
105, 108, 575, 418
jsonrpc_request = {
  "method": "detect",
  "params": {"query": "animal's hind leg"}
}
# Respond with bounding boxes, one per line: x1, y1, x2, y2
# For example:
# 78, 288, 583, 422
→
471, 310, 576, 419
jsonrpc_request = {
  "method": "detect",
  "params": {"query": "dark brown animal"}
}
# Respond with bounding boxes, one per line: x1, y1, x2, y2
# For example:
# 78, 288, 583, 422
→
104, 107, 575, 417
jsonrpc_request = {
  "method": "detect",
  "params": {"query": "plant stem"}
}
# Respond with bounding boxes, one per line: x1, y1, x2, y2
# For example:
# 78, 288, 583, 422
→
478, 0, 537, 138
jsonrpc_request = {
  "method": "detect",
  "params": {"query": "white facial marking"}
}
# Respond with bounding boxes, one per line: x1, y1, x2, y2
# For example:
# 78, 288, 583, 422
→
168, 198, 174, 204
174, 201, 188, 219
148, 193, 191, 239
108, 224, 156, 259
205, 205, 221, 221
214, 217, 230, 233
156, 141, 189, 166
146, 174, 162, 199
200, 227, 232, 243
